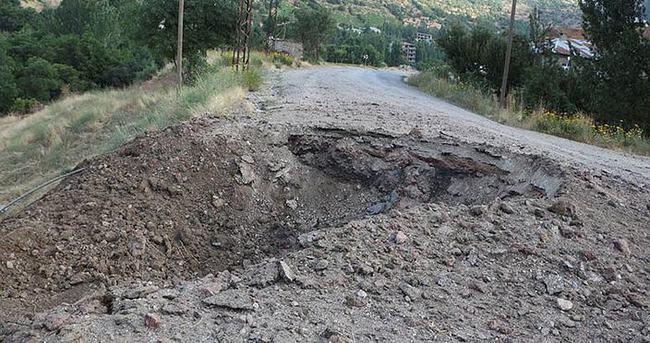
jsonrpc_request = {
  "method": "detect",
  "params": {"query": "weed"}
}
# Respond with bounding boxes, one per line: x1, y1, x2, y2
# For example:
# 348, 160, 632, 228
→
409, 71, 650, 155
1, 60, 256, 204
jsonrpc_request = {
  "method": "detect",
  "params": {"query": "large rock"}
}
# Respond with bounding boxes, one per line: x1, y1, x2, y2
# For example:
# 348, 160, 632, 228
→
203, 289, 255, 311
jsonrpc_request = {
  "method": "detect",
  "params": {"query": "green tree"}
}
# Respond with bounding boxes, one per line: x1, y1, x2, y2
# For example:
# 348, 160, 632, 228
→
295, 5, 336, 61
438, 24, 532, 93
0, 0, 41, 32
15, 57, 61, 102
0, 45, 18, 113
133, 0, 236, 64
385, 40, 405, 67
579, 0, 650, 130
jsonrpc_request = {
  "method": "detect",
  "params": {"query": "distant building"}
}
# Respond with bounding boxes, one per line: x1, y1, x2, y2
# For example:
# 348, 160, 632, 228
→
550, 33, 594, 70
402, 42, 417, 65
269, 38, 303, 60
402, 17, 441, 30
416, 32, 433, 43
367, 27, 382, 34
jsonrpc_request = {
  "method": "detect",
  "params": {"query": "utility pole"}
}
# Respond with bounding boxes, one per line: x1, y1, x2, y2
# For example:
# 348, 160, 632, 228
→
176, 0, 185, 94
499, 0, 517, 107
265, 0, 278, 53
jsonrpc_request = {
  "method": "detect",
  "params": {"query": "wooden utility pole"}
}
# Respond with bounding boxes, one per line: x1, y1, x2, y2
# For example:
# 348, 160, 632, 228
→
265, 0, 278, 52
499, 0, 517, 107
176, 0, 185, 93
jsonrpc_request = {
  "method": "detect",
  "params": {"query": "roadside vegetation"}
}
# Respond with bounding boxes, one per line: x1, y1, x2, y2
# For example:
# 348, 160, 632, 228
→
0, 52, 266, 206
408, 0, 650, 154
408, 72, 650, 154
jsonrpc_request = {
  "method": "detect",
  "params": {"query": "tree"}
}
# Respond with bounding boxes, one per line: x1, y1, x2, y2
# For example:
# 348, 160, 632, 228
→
295, 5, 336, 61
579, 0, 650, 130
133, 0, 236, 64
15, 57, 61, 102
385, 40, 406, 67
437, 24, 532, 92
0, 46, 18, 113
0, 0, 41, 32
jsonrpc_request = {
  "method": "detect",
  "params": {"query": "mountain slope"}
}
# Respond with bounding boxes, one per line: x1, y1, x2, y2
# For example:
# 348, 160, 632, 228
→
298, 0, 581, 26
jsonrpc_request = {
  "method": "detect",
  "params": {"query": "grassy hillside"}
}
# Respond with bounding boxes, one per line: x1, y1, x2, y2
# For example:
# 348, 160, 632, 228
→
0, 51, 269, 211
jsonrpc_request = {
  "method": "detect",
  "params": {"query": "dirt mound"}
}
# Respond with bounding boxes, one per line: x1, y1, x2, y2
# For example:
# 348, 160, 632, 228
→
1, 117, 649, 342
0, 118, 562, 320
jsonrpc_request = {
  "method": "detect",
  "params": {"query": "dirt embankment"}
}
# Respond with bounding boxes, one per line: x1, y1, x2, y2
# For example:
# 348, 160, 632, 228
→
1, 114, 649, 342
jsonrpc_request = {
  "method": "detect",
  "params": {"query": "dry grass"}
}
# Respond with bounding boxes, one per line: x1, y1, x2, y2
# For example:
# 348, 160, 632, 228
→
0, 58, 260, 205
408, 71, 650, 155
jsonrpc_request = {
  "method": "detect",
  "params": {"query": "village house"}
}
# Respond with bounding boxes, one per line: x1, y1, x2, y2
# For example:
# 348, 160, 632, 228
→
548, 28, 594, 70
402, 42, 417, 65
416, 32, 433, 43
269, 38, 303, 60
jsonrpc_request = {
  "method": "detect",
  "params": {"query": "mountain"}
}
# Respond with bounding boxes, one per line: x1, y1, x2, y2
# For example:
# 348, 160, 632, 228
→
296, 0, 581, 27
19, 0, 582, 27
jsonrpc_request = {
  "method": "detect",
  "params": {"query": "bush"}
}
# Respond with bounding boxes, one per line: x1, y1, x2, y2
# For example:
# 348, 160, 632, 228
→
241, 68, 262, 91
15, 57, 61, 102
271, 53, 294, 67
10, 98, 41, 115
532, 111, 593, 141
0, 50, 18, 114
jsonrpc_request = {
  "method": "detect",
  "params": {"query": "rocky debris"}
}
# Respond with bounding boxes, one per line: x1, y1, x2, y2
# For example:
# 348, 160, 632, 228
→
614, 238, 631, 256
399, 282, 422, 301
285, 199, 298, 210
124, 285, 160, 299
203, 289, 255, 311
394, 231, 408, 244
0, 118, 648, 342
313, 259, 329, 271
278, 261, 295, 282
41, 312, 69, 331
556, 298, 574, 311
488, 319, 512, 335
543, 275, 565, 295
144, 313, 161, 329
469, 280, 489, 294
345, 292, 367, 307
499, 202, 515, 214
237, 162, 256, 185
548, 200, 576, 218
161, 304, 187, 316
246, 262, 281, 287
469, 205, 485, 216
367, 191, 399, 215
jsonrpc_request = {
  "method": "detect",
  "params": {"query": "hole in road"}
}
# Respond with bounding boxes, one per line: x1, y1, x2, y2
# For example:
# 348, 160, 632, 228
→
0, 126, 564, 317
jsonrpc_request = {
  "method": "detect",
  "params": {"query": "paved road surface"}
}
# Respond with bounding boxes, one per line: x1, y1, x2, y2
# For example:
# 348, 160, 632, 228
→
259, 66, 650, 184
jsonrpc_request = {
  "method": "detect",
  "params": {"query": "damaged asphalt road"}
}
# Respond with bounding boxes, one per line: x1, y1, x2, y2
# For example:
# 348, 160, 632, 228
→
1, 67, 649, 342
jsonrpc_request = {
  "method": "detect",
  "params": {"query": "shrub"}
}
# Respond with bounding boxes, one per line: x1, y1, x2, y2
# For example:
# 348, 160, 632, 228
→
15, 57, 61, 102
532, 111, 593, 141
241, 68, 262, 91
0, 51, 18, 114
10, 98, 41, 115
272, 53, 294, 67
